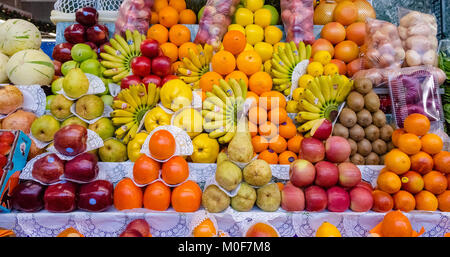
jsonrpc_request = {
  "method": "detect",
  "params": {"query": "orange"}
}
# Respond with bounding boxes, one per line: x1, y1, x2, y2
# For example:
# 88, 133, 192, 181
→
287, 135, 303, 153
160, 42, 178, 63
437, 190, 450, 212
159, 6, 179, 28
346, 57, 363, 77
178, 42, 198, 60
172, 61, 183, 74
400, 171, 424, 194
193, 218, 216, 237
448, 174, 450, 189
249, 121, 258, 137
330, 59, 347, 75
168, 0, 186, 12
397, 133, 422, 155
168, 24, 191, 46
150, 12, 159, 24
279, 121, 297, 139
236, 50, 263, 76
153, 0, 169, 12
199, 71, 222, 92
420, 133, 443, 155
269, 135, 287, 153
334, 40, 359, 63
252, 135, 269, 153
147, 24, 169, 44
161, 156, 189, 185
415, 190, 438, 211
384, 149, 411, 175
245, 222, 279, 237
320, 22, 346, 45
404, 113, 430, 137
334, 0, 358, 26
211, 50, 236, 75
379, 210, 413, 237
223, 30, 247, 55
279, 151, 297, 164
258, 149, 278, 164
345, 22, 366, 46
392, 128, 406, 147
377, 171, 401, 194
225, 70, 248, 86
410, 151, 434, 175
114, 178, 143, 210
423, 171, 448, 195
179, 9, 196, 24
248, 72, 273, 96
143, 181, 171, 211
149, 129, 176, 160
311, 38, 335, 57
393, 190, 416, 212
268, 107, 287, 125
171, 180, 202, 212
246, 91, 259, 108
372, 190, 394, 212
433, 151, 450, 174
133, 154, 161, 185
248, 106, 267, 125
259, 91, 287, 110
258, 121, 278, 139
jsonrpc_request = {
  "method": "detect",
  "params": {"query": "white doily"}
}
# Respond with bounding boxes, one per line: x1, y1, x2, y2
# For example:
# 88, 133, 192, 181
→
188, 210, 219, 237
288, 60, 309, 100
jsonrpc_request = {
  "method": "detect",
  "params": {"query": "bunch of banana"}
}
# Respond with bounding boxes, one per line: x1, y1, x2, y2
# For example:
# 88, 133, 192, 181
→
271, 41, 312, 96
202, 78, 248, 144
100, 29, 146, 83
177, 44, 214, 88
294, 74, 353, 134
111, 83, 160, 144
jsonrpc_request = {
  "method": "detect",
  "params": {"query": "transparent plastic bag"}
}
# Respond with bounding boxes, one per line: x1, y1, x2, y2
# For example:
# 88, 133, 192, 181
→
363, 18, 405, 69
280, 0, 314, 45
114, 0, 153, 37
398, 8, 439, 67
194, 0, 240, 49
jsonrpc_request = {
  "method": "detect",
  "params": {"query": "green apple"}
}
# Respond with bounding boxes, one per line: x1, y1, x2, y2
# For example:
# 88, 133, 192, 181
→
30, 115, 61, 142
88, 117, 114, 140
71, 43, 93, 62
63, 68, 90, 98
100, 95, 113, 107
244, 0, 264, 12
61, 116, 88, 128
61, 60, 79, 76
99, 138, 127, 162
46, 95, 56, 110
198, 6, 205, 21
51, 77, 64, 94
80, 59, 101, 76
262, 4, 279, 25
50, 94, 73, 119
75, 95, 104, 120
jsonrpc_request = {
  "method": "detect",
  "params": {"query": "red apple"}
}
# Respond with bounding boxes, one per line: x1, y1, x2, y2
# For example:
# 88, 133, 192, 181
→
161, 74, 178, 86
75, 7, 99, 27
0, 154, 7, 169
0, 142, 11, 155
121, 75, 142, 89
120, 229, 143, 237
354, 181, 373, 192
142, 75, 162, 88
53, 124, 88, 156
337, 162, 361, 188
52, 42, 73, 63
44, 181, 78, 212
11, 180, 46, 212
0, 131, 15, 145
151, 56, 171, 77
349, 187, 373, 212
140, 39, 160, 59
131, 56, 152, 77
64, 23, 86, 44
327, 186, 350, 212
299, 137, 325, 163
53, 60, 62, 76
314, 161, 339, 188
305, 185, 327, 211
84, 41, 98, 53
310, 118, 332, 141
32, 153, 65, 184
86, 24, 109, 45
124, 219, 151, 237
289, 159, 316, 187
78, 180, 113, 212
64, 152, 99, 183
325, 136, 351, 163
281, 183, 305, 211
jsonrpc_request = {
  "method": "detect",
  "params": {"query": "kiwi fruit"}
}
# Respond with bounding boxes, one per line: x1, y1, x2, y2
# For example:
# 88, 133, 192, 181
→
349, 124, 365, 142
348, 138, 358, 156
351, 153, 365, 165
333, 123, 349, 138
354, 78, 373, 95
372, 139, 387, 155
339, 108, 357, 128
357, 109, 373, 127
380, 125, 394, 141
365, 152, 380, 165
346, 91, 365, 112
386, 141, 395, 152
364, 125, 380, 142
364, 91, 380, 112
357, 139, 372, 157
372, 109, 387, 128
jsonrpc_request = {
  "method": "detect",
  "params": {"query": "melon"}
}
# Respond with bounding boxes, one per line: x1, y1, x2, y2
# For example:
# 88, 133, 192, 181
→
0, 52, 9, 83
0, 19, 42, 56
6, 49, 55, 85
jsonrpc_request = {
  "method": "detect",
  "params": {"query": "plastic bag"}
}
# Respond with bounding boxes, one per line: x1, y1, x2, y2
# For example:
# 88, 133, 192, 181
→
363, 18, 405, 69
194, 0, 240, 49
398, 8, 439, 67
114, 0, 153, 37
280, 0, 314, 45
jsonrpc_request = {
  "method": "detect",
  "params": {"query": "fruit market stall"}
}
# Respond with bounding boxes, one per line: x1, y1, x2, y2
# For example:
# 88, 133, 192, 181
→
0, 0, 450, 238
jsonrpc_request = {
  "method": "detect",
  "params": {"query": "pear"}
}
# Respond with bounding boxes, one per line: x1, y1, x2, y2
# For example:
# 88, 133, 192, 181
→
231, 182, 257, 212
243, 159, 272, 187
75, 95, 104, 120
63, 68, 89, 98
227, 119, 254, 163
215, 160, 242, 191
50, 94, 73, 119
201, 185, 230, 213
256, 183, 281, 212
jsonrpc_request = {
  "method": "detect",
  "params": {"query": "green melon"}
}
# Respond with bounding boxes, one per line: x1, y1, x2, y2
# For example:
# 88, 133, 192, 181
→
6, 49, 55, 86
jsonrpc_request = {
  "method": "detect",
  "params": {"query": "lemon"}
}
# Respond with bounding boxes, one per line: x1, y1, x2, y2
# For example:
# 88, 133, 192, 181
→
228, 24, 246, 34
286, 100, 299, 113
313, 50, 332, 65
244, 43, 254, 51
245, 0, 264, 12
245, 24, 264, 45
254, 9, 272, 28
254, 42, 273, 62
315, 222, 341, 237
235, 8, 254, 27
298, 74, 315, 88
264, 26, 283, 45
292, 88, 303, 101
323, 63, 339, 75
307, 62, 324, 77
273, 42, 286, 54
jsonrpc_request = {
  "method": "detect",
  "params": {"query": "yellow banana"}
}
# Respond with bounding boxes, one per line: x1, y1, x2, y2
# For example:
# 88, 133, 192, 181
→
123, 123, 139, 144
125, 30, 135, 55
212, 85, 229, 104
181, 57, 201, 73
300, 88, 322, 108
179, 75, 200, 84
238, 79, 247, 98
103, 44, 125, 60
307, 80, 325, 105
284, 43, 296, 66
290, 41, 300, 63
115, 121, 135, 137
103, 67, 126, 77
218, 131, 235, 144
297, 111, 322, 120
208, 128, 227, 139
272, 53, 291, 72
271, 58, 290, 74
112, 70, 129, 83
219, 79, 234, 97
136, 84, 147, 104
305, 44, 312, 59
114, 34, 131, 56
154, 87, 161, 105
196, 44, 206, 66
112, 116, 134, 126
298, 41, 306, 60
204, 120, 226, 131
272, 69, 290, 79
132, 30, 142, 55
299, 99, 321, 113
228, 78, 242, 98
297, 119, 321, 133
277, 45, 292, 68
273, 78, 291, 85
147, 83, 156, 106
100, 52, 124, 63
128, 85, 142, 106
101, 61, 124, 69
188, 48, 202, 69
110, 109, 135, 117
109, 38, 128, 57
113, 100, 136, 113
118, 89, 138, 108
204, 44, 214, 63
178, 67, 201, 77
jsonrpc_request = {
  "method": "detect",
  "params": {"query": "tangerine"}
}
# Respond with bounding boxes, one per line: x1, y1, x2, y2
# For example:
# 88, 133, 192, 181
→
225, 70, 248, 86
420, 133, 443, 155
384, 149, 411, 175
114, 178, 143, 210
160, 42, 179, 63
397, 133, 422, 155
433, 151, 450, 174
410, 151, 434, 175
393, 190, 416, 212
404, 113, 430, 136
178, 42, 198, 60
245, 223, 279, 237
246, 91, 259, 108
149, 129, 176, 160
150, 12, 159, 24
258, 149, 278, 164
161, 156, 189, 185
377, 171, 401, 194
380, 210, 413, 237
199, 71, 222, 92
236, 50, 263, 76
171, 180, 202, 212
147, 24, 169, 44
179, 9, 196, 24
249, 121, 258, 137
223, 30, 247, 55
248, 106, 268, 125
279, 151, 297, 165
268, 107, 287, 125
143, 181, 171, 211
169, 24, 190, 46
258, 121, 278, 139
415, 190, 438, 211
321, 22, 346, 45
423, 171, 448, 195
153, 0, 169, 12
392, 128, 406, 147
172, 61, 183, 74
269, 135, 287, 153
287, 135, 303, 153
252, 135, 269, 153
279, 122, 297, 139
159, 6, 179, 28
437, 190, 450, 212
133, 154, 161, 185
211, 50, 236, 75
334, 40, 359, 63
345, 22, 366, 46
259, 91, 286, 110
168, 0, 186, 12
248, 72, 273, 96
193, 218, 217, 237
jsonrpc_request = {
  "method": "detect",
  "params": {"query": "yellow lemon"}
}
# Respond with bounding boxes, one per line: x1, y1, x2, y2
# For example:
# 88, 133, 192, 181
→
298, 74, 315, 88
273, 42, 286, 54
235, 8, 254, 27
313, 50, 332, 65
315, 222, 341, 237
228, 24, 246, 34
264, 25, 283, 45
323, 63, 339, 75
286, 100, 299, 113
292, 87, 303, 101
307, 62, 324, 77
245, 0, 264, 12
254, 9, 272, 28
244, 43, 254, 51
245, 24, 264, 45
254, 42, 273, 62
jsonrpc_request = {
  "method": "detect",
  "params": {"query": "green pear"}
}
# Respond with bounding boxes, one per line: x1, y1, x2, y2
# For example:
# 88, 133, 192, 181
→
61, 116, 88, 128
50, 94, 73, 119
227, 120, 254, 163
75, 95, 104, 120
256, 183, 281, 212
231, 182, 257, 212
88, 117, 114, 140
99, 138, 127, 162
30, 115, 60, 142
215, 160, 242, 191
63, 68, 89, 98
201, 185, 230, 213
243, 159, 272, 187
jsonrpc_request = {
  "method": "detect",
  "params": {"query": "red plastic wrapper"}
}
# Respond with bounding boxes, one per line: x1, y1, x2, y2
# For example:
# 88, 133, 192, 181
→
280, 0, 315, 45
194, 0, 241, 49
114, 0, 154, 37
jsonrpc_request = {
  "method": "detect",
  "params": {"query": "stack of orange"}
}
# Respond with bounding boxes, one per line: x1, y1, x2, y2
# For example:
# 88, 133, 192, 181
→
374, 113, 450, 213
151, 0, 197, 26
